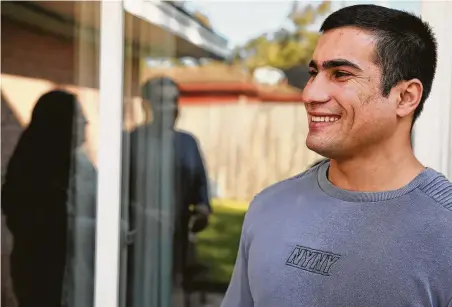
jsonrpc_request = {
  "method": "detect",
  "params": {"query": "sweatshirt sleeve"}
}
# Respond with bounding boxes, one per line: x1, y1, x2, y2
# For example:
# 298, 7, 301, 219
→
220, 214, 254, 307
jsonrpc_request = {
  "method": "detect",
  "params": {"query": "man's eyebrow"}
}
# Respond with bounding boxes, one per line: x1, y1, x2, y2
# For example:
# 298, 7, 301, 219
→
308, 59, 363, 72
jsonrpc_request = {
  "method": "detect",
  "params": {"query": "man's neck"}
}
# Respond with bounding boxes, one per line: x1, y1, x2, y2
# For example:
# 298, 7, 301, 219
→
328, 141, 425, 192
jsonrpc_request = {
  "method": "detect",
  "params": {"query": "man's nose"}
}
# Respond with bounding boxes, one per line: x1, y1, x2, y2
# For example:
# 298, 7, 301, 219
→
302, 76, 330, 104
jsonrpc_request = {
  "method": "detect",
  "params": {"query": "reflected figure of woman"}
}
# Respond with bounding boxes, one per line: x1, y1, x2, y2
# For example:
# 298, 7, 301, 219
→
1, 90, 85, 307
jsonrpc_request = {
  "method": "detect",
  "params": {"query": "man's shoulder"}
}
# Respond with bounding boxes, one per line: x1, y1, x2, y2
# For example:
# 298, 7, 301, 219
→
174, 131, 201, 155
175, 129, 197, 142
129, 126, 198, 144
416, 168, 452, 214
413, 170, 452, 263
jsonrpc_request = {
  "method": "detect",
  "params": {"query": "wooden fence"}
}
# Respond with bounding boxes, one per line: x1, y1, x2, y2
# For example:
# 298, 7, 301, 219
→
176, 102, 321, 201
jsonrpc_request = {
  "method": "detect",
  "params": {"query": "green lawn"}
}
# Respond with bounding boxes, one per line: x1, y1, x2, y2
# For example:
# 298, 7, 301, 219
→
196, 198, 248, 285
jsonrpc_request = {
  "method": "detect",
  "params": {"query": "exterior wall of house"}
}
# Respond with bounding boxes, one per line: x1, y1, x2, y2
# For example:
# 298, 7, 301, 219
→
413, 1, 452, 179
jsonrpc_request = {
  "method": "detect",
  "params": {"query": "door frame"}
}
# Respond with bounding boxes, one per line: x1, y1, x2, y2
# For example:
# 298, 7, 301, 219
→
94, 1, 125, 307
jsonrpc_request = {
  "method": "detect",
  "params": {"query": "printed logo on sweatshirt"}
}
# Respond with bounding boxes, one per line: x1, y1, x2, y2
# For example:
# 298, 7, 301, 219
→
285, 245, 341, 276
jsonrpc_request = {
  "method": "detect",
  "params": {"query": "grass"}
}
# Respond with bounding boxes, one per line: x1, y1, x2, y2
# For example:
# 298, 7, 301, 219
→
196, 198, 248, 285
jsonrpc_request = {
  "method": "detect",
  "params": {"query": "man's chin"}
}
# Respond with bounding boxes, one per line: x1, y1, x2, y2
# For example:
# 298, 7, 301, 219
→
306, 138, 349, 161
306, 137, 334, 158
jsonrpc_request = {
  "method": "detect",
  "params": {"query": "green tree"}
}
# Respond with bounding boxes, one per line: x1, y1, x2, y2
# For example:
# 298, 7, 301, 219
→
237, 0, 331, 71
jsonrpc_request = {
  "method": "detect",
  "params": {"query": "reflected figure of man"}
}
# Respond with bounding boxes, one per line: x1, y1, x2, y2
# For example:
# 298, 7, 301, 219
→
1, 90, 86, 307
126, 77, 211, 306
222, 5, 452, 307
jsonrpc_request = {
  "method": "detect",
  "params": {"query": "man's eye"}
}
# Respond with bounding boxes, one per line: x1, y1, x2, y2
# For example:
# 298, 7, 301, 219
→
333, 71, 352, 78
308, 70, 318, 77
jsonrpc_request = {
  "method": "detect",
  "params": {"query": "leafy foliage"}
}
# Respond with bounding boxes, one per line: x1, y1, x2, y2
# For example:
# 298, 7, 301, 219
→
197, 199, 247, 284
237, 1, 331, 71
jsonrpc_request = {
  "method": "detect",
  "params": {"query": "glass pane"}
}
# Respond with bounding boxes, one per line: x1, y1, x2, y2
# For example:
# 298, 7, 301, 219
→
120, 7, 178, 307
1, 2, 100, 307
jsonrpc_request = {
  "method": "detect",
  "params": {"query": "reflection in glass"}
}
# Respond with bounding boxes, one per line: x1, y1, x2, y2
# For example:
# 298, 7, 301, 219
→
2, 90, 79, 306
123, 74, 212, 306
1, 2, 100, 307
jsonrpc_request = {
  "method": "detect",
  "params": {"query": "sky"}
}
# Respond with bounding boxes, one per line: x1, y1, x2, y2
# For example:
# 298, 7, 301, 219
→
189, 1, 421, 48
192, 1, 295, 48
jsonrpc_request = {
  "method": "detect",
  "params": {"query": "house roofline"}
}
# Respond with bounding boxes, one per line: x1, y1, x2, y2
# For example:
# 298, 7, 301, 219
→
124, 0, 231, 59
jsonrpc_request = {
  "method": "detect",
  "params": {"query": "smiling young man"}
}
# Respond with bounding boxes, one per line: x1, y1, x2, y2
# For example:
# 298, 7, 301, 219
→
221, 4, 452, 307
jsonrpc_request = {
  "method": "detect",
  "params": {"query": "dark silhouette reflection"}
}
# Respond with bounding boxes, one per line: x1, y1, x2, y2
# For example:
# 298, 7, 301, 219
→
1, 90, 85, 307
124, 77, 211, 307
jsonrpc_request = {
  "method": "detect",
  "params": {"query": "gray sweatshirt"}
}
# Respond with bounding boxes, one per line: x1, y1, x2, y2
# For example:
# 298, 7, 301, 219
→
221, 161, 452, 307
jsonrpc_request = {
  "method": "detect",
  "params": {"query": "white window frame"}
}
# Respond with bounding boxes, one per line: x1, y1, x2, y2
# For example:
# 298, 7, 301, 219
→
94, 1, 125, 307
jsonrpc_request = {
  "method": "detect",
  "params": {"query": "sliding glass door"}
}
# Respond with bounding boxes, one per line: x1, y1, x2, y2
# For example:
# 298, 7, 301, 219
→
118, 4, 178, 307
95, 2, 177, 307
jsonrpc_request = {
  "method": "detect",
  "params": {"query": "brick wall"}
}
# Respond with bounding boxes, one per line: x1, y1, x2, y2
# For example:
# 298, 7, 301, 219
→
1, 17, 76, 177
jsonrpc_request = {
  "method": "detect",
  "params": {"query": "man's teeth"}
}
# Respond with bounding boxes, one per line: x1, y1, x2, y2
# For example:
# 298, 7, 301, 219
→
312, 116, 339, 123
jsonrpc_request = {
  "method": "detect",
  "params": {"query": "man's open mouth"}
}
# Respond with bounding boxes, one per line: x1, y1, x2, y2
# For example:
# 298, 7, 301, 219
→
311, 115, 340, 123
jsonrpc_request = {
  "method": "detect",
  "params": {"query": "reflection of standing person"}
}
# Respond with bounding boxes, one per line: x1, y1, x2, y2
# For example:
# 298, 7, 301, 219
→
140, 77, 211, 220
125, 77, 211, 306
222, 5, 452, 307
1, 90, 85, 307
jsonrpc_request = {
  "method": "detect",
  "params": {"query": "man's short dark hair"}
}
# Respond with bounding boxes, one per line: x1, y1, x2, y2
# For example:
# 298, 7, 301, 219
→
320, 4, 437, 124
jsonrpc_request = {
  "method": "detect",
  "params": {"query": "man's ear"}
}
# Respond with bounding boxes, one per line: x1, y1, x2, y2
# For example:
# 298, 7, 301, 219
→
395, 79, 423, 118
